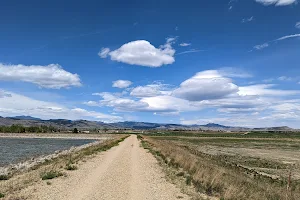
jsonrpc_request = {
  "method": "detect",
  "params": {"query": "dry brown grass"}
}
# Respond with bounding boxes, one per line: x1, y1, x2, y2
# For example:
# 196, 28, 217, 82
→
0, 135, 129, 197
142, 136, 300, 200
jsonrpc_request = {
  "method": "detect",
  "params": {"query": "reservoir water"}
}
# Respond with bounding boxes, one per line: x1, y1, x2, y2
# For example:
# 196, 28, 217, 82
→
0, 137, 97, 167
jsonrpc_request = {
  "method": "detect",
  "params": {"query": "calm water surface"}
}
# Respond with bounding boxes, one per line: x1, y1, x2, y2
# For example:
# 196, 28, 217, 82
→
0, 137, 97, 167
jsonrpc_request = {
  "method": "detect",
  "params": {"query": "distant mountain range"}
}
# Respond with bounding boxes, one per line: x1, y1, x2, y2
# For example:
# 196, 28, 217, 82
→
0, 116, 296, 131
9, 116, 42, 121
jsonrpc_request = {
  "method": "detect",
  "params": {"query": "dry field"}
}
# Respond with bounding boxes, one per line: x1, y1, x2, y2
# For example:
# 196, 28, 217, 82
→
142, 132, 300, 200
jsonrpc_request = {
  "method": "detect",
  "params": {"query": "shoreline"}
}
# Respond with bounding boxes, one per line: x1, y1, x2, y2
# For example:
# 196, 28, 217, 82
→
0, 135, 114, 176
0, 132, 112, 140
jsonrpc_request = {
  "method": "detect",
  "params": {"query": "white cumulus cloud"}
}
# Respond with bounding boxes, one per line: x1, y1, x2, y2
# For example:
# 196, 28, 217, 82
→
99, 38, 176, 67
0, 63, 81, 89
172, 70, 239, 101
112, 80, 132, 88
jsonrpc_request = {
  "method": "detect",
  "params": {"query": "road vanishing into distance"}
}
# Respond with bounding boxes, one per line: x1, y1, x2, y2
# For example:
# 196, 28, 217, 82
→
23, 135, 189, 200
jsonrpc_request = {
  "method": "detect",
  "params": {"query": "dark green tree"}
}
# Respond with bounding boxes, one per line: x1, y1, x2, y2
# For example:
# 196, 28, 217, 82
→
73, 128, 78, 133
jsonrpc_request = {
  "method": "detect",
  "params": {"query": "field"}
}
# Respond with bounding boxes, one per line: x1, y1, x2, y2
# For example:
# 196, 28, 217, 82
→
141, 132, 300, 200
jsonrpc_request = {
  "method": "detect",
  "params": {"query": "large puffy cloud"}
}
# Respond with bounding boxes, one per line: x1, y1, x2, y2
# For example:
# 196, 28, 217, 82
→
255, 0, 297, 6
112, 80, 132, 88
100, 39, 176, 67
172, 70, 239, 101
0, 90, 122, 122
0, 63, 81, 89
141, 96, 195, 112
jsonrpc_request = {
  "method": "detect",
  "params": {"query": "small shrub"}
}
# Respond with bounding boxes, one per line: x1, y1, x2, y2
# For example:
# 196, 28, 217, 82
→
186, 175, 192, 185
46, 181, 51, 185
137, 135, 143, 140
0, 193, 4, 198
41, 170, 63, 180
0, 175, 9, 181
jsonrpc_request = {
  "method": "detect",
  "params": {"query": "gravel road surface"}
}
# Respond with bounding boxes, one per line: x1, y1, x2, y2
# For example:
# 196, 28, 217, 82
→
22, 135, 190, 200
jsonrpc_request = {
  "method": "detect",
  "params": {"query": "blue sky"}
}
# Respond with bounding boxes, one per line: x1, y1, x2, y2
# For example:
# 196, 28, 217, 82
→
0, 0, 300, 127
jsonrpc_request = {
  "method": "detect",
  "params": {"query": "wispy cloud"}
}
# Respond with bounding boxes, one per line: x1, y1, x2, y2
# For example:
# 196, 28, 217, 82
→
296, 22, 300, 29
253, 43, 269, 50
275, 33, 300, 41
253, 33, 300, 51
219, 67, 253, 78
278, 76, 293, 81
228, 0, 237, 10
242, 16, 254, 23
98, 48, 110, 58
179, 43, 191, 47
177, 49, 203, 55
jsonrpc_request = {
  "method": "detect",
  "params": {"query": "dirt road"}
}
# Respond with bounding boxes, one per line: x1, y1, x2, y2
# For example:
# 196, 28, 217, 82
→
22, 135, 190, 200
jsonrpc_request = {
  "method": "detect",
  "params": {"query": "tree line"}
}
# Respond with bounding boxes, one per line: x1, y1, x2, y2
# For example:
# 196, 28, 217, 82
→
0, 124, 59, 133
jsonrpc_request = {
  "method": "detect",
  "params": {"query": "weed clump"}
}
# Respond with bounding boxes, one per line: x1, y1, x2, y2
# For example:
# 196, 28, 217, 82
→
0, 175, 9, 181
0, 193, 4, 198
41, 170, 63, 180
